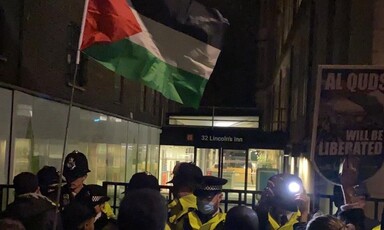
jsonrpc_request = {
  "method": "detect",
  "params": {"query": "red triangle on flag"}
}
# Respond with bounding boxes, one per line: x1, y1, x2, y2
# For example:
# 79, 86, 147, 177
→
81, 0, 142, 50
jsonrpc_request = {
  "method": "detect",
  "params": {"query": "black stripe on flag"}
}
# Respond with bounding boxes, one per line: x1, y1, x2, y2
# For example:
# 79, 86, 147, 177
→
131, 0, 229, 49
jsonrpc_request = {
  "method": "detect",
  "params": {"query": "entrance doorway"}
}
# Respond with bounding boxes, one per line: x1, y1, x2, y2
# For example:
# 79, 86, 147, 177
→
159, 145, 284, 192
195, 148, 219, 177
196, 148, 249, 190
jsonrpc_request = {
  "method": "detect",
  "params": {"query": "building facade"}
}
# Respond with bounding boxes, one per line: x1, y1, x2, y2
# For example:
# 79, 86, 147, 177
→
255, 0, 384, 217
0, 1, 180, 185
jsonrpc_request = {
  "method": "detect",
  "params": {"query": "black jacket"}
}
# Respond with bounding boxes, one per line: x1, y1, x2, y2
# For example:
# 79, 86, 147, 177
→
94, 212, 118, 230
1, 193, 62, 230
339, 208, 380, 230
60, 184, 92, 209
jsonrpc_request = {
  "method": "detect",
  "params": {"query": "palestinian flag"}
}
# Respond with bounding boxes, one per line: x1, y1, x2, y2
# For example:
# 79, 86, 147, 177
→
80, 0, 228, 108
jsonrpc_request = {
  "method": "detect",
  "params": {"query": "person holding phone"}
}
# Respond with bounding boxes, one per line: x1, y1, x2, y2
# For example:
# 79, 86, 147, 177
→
254, 173, 310, 230
338, 157, 379, 230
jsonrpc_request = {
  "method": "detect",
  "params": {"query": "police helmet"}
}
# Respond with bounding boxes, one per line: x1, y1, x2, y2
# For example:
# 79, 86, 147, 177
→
63, 150, 91, 180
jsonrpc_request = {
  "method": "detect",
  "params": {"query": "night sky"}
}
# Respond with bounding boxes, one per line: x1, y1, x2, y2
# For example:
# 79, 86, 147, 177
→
197, 0, 260, 108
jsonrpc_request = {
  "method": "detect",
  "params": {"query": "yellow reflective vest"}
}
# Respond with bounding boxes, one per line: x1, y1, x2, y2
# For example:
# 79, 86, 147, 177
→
186, 211, 226, 230
268, 211, 301, 230
372, 225, 380, 230
102, 202, 115, 219
168, 194, 198, 230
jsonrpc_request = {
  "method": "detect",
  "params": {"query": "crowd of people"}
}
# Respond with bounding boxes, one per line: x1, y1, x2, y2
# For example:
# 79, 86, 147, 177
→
0, 150, 381, 230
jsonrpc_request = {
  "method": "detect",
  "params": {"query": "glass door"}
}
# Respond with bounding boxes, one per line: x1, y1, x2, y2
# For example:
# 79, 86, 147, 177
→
222, 149, 247, 190
195, 148, 219, 176
158, 145, 194, 185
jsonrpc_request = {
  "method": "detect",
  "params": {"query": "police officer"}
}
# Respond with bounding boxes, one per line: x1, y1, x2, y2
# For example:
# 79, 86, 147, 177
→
184, 176, 227, 230
87, 184, 117, 230
37, 165, 65, 203
60, 150, 92, 209
167, 162, 203, 230
255, 173, 309, 230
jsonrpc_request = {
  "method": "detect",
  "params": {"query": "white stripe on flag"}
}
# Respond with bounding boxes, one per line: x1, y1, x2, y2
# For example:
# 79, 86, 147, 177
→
128, 5, 221, 80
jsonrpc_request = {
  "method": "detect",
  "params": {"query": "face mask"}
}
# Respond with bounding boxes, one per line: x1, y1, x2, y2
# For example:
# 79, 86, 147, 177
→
197, 200, 216, 215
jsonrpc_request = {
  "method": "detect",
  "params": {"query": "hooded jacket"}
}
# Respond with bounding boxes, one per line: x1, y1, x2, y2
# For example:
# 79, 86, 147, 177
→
1, 193, 62, 230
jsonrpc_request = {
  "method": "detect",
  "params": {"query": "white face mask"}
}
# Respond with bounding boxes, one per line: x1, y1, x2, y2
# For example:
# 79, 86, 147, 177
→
197, 199, 216, 215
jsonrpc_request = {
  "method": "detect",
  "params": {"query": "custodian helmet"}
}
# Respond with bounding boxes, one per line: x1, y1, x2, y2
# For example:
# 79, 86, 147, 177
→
63, 150, 91, 180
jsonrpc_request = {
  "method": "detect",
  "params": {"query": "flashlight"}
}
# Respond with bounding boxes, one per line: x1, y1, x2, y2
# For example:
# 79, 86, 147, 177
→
288, 182, 300, 193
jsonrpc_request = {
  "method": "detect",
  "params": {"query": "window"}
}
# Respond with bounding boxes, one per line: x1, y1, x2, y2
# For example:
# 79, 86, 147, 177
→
146, 127, 161, 177
158, 145, 194, 185
169, 116, 259, 128
10, 90, 161, 185
0, 88, 12, 183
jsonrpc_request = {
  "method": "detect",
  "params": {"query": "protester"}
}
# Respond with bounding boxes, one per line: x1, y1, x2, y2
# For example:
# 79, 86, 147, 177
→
167, 162, 203, 230
337, 183, 379, 230
37, 165, 65, 203
255, 173, 310, 230
60, 150, 92, 209
126, 172, 160, 192
332, 185, 344, 216
61, 202, 95, 230
306, 215, 350, 230
337, 157, 379, 230
183, 175, 227, 230
1, 172, 62, 230
0, 218, 26, 230
87, 184, 117, 230
118, 188, 167, 230
224, 206, 259, 230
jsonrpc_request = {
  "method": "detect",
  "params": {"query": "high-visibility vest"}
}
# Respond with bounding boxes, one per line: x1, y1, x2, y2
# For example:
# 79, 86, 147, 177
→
102, 202, 115, 219
187, 211, 226, 230
165, 223, 172, 230
168, 194, 197, 230
268, 211, 301, 230
372, 225, 381, 230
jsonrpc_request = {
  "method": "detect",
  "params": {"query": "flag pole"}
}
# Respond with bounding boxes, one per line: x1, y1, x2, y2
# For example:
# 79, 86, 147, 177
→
53, 0, 90, 229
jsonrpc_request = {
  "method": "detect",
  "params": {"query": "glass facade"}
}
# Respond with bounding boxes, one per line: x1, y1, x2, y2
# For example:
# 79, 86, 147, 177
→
1, 89, 161, 186
0, 88, 12, 184
247, 149, 284, 191
222, 149, 247, 190
3, 87, 289, 197
196, 148, 219, 176
159, 145, 194, 185
159, 145, 284, 192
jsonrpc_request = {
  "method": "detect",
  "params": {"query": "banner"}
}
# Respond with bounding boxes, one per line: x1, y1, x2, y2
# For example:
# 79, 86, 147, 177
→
311, 65, 384, 184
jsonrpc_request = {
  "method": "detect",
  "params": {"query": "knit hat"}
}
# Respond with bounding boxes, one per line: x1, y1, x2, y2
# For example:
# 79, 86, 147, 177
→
62, 202, 96, 230
13, 172, 38, 196
127, 172, 160, 191
37, 166, 65, 187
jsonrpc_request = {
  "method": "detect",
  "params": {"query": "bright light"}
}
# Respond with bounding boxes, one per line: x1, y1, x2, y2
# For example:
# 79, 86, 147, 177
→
213, 121, 238, 127
288, 182, 300, 193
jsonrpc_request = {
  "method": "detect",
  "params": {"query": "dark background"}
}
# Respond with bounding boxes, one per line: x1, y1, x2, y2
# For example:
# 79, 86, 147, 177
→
197, 0, 260, 107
